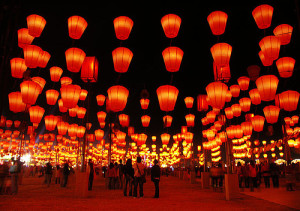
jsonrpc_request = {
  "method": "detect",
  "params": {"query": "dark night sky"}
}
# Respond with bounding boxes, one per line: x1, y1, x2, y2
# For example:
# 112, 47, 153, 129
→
1, 0, 300, 150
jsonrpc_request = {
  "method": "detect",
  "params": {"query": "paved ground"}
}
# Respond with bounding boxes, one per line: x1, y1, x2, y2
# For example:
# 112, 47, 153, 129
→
0, 174, 298, 211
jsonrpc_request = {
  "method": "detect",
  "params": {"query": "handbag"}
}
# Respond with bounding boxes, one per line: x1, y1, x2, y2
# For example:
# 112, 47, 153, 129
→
136, 164, 146, 183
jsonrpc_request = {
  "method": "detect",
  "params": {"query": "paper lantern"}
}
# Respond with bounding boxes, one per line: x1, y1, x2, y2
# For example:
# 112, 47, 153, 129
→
247, 65, 260, 81
119, 114, 130, 127
81, 56, 98, 82
95, 129, 104, 141
17, 28, 34, 48
162, 47, 184, 72
291, 116, 299, 124
20, 80, 41, 105
273, 24, 293, 45
276, 57, 295, 78
184, 97, 194, 109
77, 107, 86, 119
161, 14, 181, 38
77, 126, 86, 138
185, 114, 195, 127
113, 16, 134, 40
152, 136, 156, 142
27, 14, 46, 37
251, 115, 265, 132
60, 77, 72, 85
210, 43, 232, 67
60, 84, 81, 108
50, 66, 63, 82
96, 94, 106, 106
68, 16, 87, 39
239, 98, 251, 112
112, 47, 133, 73
8, 92, 26, 113
252, 4, 273, 29
46, 89, 59, 105
65, 48, 86, 73
263, 105, 280, 124
225, 107, 233, 119
97, 111, 107, 123
241, 122, 253, 136
278, 90, 299, 112
231, 104, 241, 117
230, 85, 240, 97
79, 89, 88, 101
68, 124, 78, 137
141, 115, 151, 127
225, 90, 232, 102
249, 89, 261, 105
237, 76, 250, 91
161, 133, 170, 145
213, 63, 231, 82
207, 11, 228, 35
57, 121, 69, 135
157, 85, 179, 112
58, 99, 68, 113
23, 45, 43, 68
140, 98, 150, 110
197, 95, 209, 111
163, 115, 173, 127
259, 36, 281, 61
258, 51, 273, 66
206, 82, 228, 109
44, 115, 59, 131
10, 58, 27, 79
38, 51, 51, 68
185, 132, 194, 144
107, 85, 129, 112
6, 120, 13, 128
255, 75, 279, 101
28, 106, 44, 124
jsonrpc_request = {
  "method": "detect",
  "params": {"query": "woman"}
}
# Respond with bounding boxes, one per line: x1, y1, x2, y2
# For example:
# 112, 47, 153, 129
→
133, 156, 145, 198
249, 160, 257, 192
261, 161, 271, 188
107, 163, 116, 189
123, 159, 134, 196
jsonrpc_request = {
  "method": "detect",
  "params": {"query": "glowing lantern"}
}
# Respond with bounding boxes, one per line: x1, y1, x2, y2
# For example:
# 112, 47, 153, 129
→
206, 82, 228, 109
8, 92, 26, 113
68, 16, 87, 39
31, 77, 46, 93
60, 84, 81, 108
231, 104, 241, 117
46, 89, 59, 105
162, 47, 184, 72
197, 95, 209, 111
10, 58, 27, 79
241, 122, 253, 136
288, 139, 294, 147
278, 90, 299, 112
161, 133, 170, 145
273, 24, 293, 45
249, 89, 261, 105
213, 63, 231, 82
76, 126, 86, 138
263, 154, 268, 159
152, 136, 156, 142
259, 36, 281, 61
239, 98, 251, 112
23, 45, 43, 68
225, 90, 232, 103
79, 89, 88, 101
14, 120, 21, 128
20, 80, 41, 105
28, 106, 44, 124
252, 4, 273, 29
161, 14, 181, 38
107, 85, 129, 112
44, 115, 59, 131
81, 56, 98, 82
68, 124, 78, 137
163, 115, 173, 127
237, 76, 250, 91
292, 116, 299, 124
60, 77, 72, 85
27, 14, 46, 37
263, 105, 280, 124
210, 43, 232, 67
185, 114, 195, 127
258, 51, 273, 67
233, 125, 243, 138
112, 47, 133, 73
247, 65, 260, 81
17, 28, 34, 48
97, 111, 107, 123
276, 57, 295, 78
57, 121, 69, 135
113, 16, 134, 40
50, 66, 63, 82
141, 115, 151, 127
184, 97, 194, 109
230, 85, 240, 98
128, 127, 134, 136
77, 107, 86, 119
157, 85, 179, 112
58, 99, 68, 113
95, 129, 104, 141
206, 111, 216, 123
255, 75, 279, 101
6, 120, 13, 128
96, 95, 106, 106
65, 48, 86, 73
67, 105, 77, 118
38, 51, 51, 68
119, 114, 130, 127
185, 132, 194, 144
251, 115, 265, 132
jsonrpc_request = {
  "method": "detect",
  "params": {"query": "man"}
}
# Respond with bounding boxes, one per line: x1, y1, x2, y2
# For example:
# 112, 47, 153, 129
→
151, 160, 160, 198
118, 160, 124, 189
88, 159, 94, 191
133, 156, 145, 198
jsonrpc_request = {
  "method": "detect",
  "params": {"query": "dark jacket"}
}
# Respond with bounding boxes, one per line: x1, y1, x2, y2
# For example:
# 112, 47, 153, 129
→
123, 164, 134, 179
151, 165, 161, 181
63, 164, 70, 175
45, 164, 52, 174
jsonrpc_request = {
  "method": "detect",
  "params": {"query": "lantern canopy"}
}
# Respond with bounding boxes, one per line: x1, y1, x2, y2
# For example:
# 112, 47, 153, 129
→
161, 14, 181, 38
118, 114, 130, 127
112, 47, 133, 73
107, 85, 129, 112
162, 47, 184, 72
207, 11, 228, 35
113, 16, 134, 40
68, 16, 88, 39
156, 85, 179, 112
252, 4, 273, 29
27, 14, 46, 37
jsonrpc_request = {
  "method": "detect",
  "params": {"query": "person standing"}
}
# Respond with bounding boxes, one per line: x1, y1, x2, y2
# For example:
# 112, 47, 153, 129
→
123, 159, 134, 196
0, 161, 9, 194
118, 160, 124, 189
55, 165, 61, 184
45, 162, 53, 187
270, 160, 280, 188
9, 160, 18, 194
87, 159, 94, 191
249, 160, 257, 192
261, 161, 271, 188
151, 160, 160, 198
108, 163, 116, 189
236, 162, 244, 188
133, 156, 145, 198
61, 162, 70, 187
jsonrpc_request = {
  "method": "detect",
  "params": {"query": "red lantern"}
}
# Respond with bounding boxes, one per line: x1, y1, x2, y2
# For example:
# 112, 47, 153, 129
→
161, 133, 170, 145
259, 51, 273, 66
128, 127, 134, 136
213, 63, 231, 82
157, 85, 179, 112
206, 82, 228, 109
273, 24, 293, 45
23, 45, 43, 68
77, 107, 86, 119
60, 77, 72, 85
259, 36, 281, 61
161, 14, 181, 38
8, 92, 26, 113
207, 11, 228, 35
95, 129, 104, 141
163, 115, 173, 127
247, 65, 260, 81
68, 16, 88, 39
38, 51, 51, 68
6, 120, 13, 128
137, 133, 147, 146
184, 97, 194, 109
239, 98, 251, 112
162, 47, 184, 72
97, 111, 107, 123
140, 98, 150, 110
50, 66, 63, 82
57, 121, 69, 135
263, 105, 280, 124
113, 16, 134, 40
237, 76, 250, 91
252, 4, 273, 29
231, 104, 241, 117
44, 115, 59, 131
112, 47, 133, 73
276, 57, 295, 78
68, 124, 78, 137
230, 85, 240, 98
17, 28, 34, 48
107, 85, 129, 112
65, 48, 86, 73
197, 95, 209, 111
77, 126, 86, 138
241, 122, 253, 136
251, 115, 265, 132
185, 114, 195, 127
278, 90, 300, 112
185, 132, 194, 144
96, 94, 106, 106
28, 106, 44, 123
225, 107, 233, 119
79, 89, 88, 101
255, 75, 279, 101
60, 84, 81, 108
58, 99, 68, 113
20, 80, 41, 105
27, 14, 46, 37
152, 136, 157, 142
14, 120, 21, 128
141, 115, 151, 127
10, 58, 27, 79
249, 89, 261, 105
210, 43, 232, 67
119, 114, 130, 127
46, 89, 59, 105
81, 56, 98, 82
31, 77, 46, 93
225, 90, 232, 102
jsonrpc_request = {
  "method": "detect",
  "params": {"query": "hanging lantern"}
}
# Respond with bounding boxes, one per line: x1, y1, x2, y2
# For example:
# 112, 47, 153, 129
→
44, 115, 59, 131
68, 16, 88, 39
237, 76, 250, 91
255, 75, 279, 101
273, 24, 293, 45
128, 127, 134, 136
76, 126, 86, 138
112, 47, 133, 73
206, 111, 216, 123
162, 47, 184, 72
60, 77, 72, 85
207, 11, 228, 35
225, 90, 232, 102
113, 16, 134, 40
97, 111, 107, 125
45, 89, 59, 105
161, 133, 170, 145
58, 99, 68, 113
233, 125, 243, 138
81, 56, 98, 82
292, 116, 299, 124
210, 43, 232, 67
258, 51, 273, 67
213, 63, 231, 83
252, 4, 273, 29
49, 66, 63, 82
96, 94, 106, 106
152, 136, 156, 142
197, 95, 209, 111
28, 106, 44, 124
185, 114, 195, 127
230, 85, 240, 98
68, 124, 78, 137
17, 28, 34, 48
184, 97, 194, 109
161, 14, 181, 38
206, 82, 228, 109
57, 121, 69, 135
249, 89, 261, 105
241, 122, 253, 136
107, 85, 129, 112
27, 14, 46, 37
31, 77, 46, 94
140, 98, 150, 110
14, 120, 21, 128
8, 92, 26, 113
163, 115, 173, 127
20, 80, 41, 105
225, 107, 233, 120
95, 129, 104, 141
231, 104, 241, 117
65, 47, 86, 73
60, 84, 81, 108
77, 107, 86, 119
278, 90, 300, 112
119, 114, 130, 127
10, 58, 27, 79
6, 120, 13, 128
157, 85, 179, 112
263, 105, 280, 124
23, 45, 43, 68
276, 57, 295, 78
79, 89, 88, 101
259, 36, 281, 61
251, 115, 265, 132
239, 98, 251, 112
141, 115, 151, 127
38, 50, 51, 68
247, 65, 260, 81
185, 132, 194, 144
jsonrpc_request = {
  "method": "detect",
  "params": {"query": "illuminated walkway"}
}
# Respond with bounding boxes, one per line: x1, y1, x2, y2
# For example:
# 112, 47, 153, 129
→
0, 174, 298, 210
